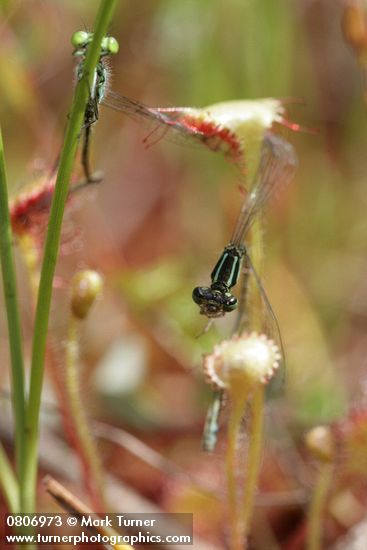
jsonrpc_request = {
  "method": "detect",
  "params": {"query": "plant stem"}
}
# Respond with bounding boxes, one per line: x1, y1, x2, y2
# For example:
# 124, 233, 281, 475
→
226, 389, 248, 550
240, 386, 265, 545
307, 462, 333, 550
0, 443, 19, 513
248, 217, 264, 332
65, 315, 106, 509
23, 0, 118, 514
0, 126, 26, 511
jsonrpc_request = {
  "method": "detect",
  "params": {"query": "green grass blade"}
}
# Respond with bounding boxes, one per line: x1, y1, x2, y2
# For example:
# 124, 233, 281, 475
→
0, 125, 26, 512
23, 0, 119, 513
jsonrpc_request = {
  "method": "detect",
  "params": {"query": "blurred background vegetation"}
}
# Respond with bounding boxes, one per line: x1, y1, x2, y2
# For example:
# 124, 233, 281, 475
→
1, 0, 367, 547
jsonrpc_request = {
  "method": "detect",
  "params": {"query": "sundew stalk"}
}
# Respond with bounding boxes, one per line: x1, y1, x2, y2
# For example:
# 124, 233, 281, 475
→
65, 316, 106, 509
305, 425, 336, 550
307, 463, 334, 550
240, 386, 265, 544
204, 333, 280, 548
244, 218, 264, 333
23, 0, 118, 514
65, 271, 106, 509
0, 125, 26, 511
225, 384, 250, 550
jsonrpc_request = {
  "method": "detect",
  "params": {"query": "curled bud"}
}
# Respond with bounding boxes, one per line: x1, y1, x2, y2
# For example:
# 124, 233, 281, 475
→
70, 270, 103, 320
305, 425, 336, 463
204, 332, 281, 394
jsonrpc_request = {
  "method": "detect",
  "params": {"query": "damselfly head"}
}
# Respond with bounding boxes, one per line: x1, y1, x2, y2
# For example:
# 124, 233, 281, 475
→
192, 286, 237, 318
71, 31, 119, 57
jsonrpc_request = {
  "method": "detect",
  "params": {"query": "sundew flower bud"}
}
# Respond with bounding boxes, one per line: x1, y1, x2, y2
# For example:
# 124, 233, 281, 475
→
70, 270, 103, 320
305, 425, 336, 463
204, 332, 281, 394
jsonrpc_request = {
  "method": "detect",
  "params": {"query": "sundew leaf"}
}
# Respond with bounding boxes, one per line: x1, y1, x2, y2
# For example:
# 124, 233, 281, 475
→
102, 91, 296, 184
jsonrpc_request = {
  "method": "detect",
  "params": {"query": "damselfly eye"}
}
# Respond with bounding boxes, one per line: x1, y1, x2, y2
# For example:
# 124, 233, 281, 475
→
101, 36, 119, 55
223, 295, 237, 312
71, 30, 92, 49
192, 286, 211, 305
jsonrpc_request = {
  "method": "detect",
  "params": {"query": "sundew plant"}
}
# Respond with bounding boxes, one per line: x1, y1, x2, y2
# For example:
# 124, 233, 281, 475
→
1, 1, 367, 549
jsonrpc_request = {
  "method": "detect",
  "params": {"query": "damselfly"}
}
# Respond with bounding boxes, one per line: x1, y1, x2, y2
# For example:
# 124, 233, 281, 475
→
197, 132, 298, 451
71, 31, 119, 182
193, 132, 297, 319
